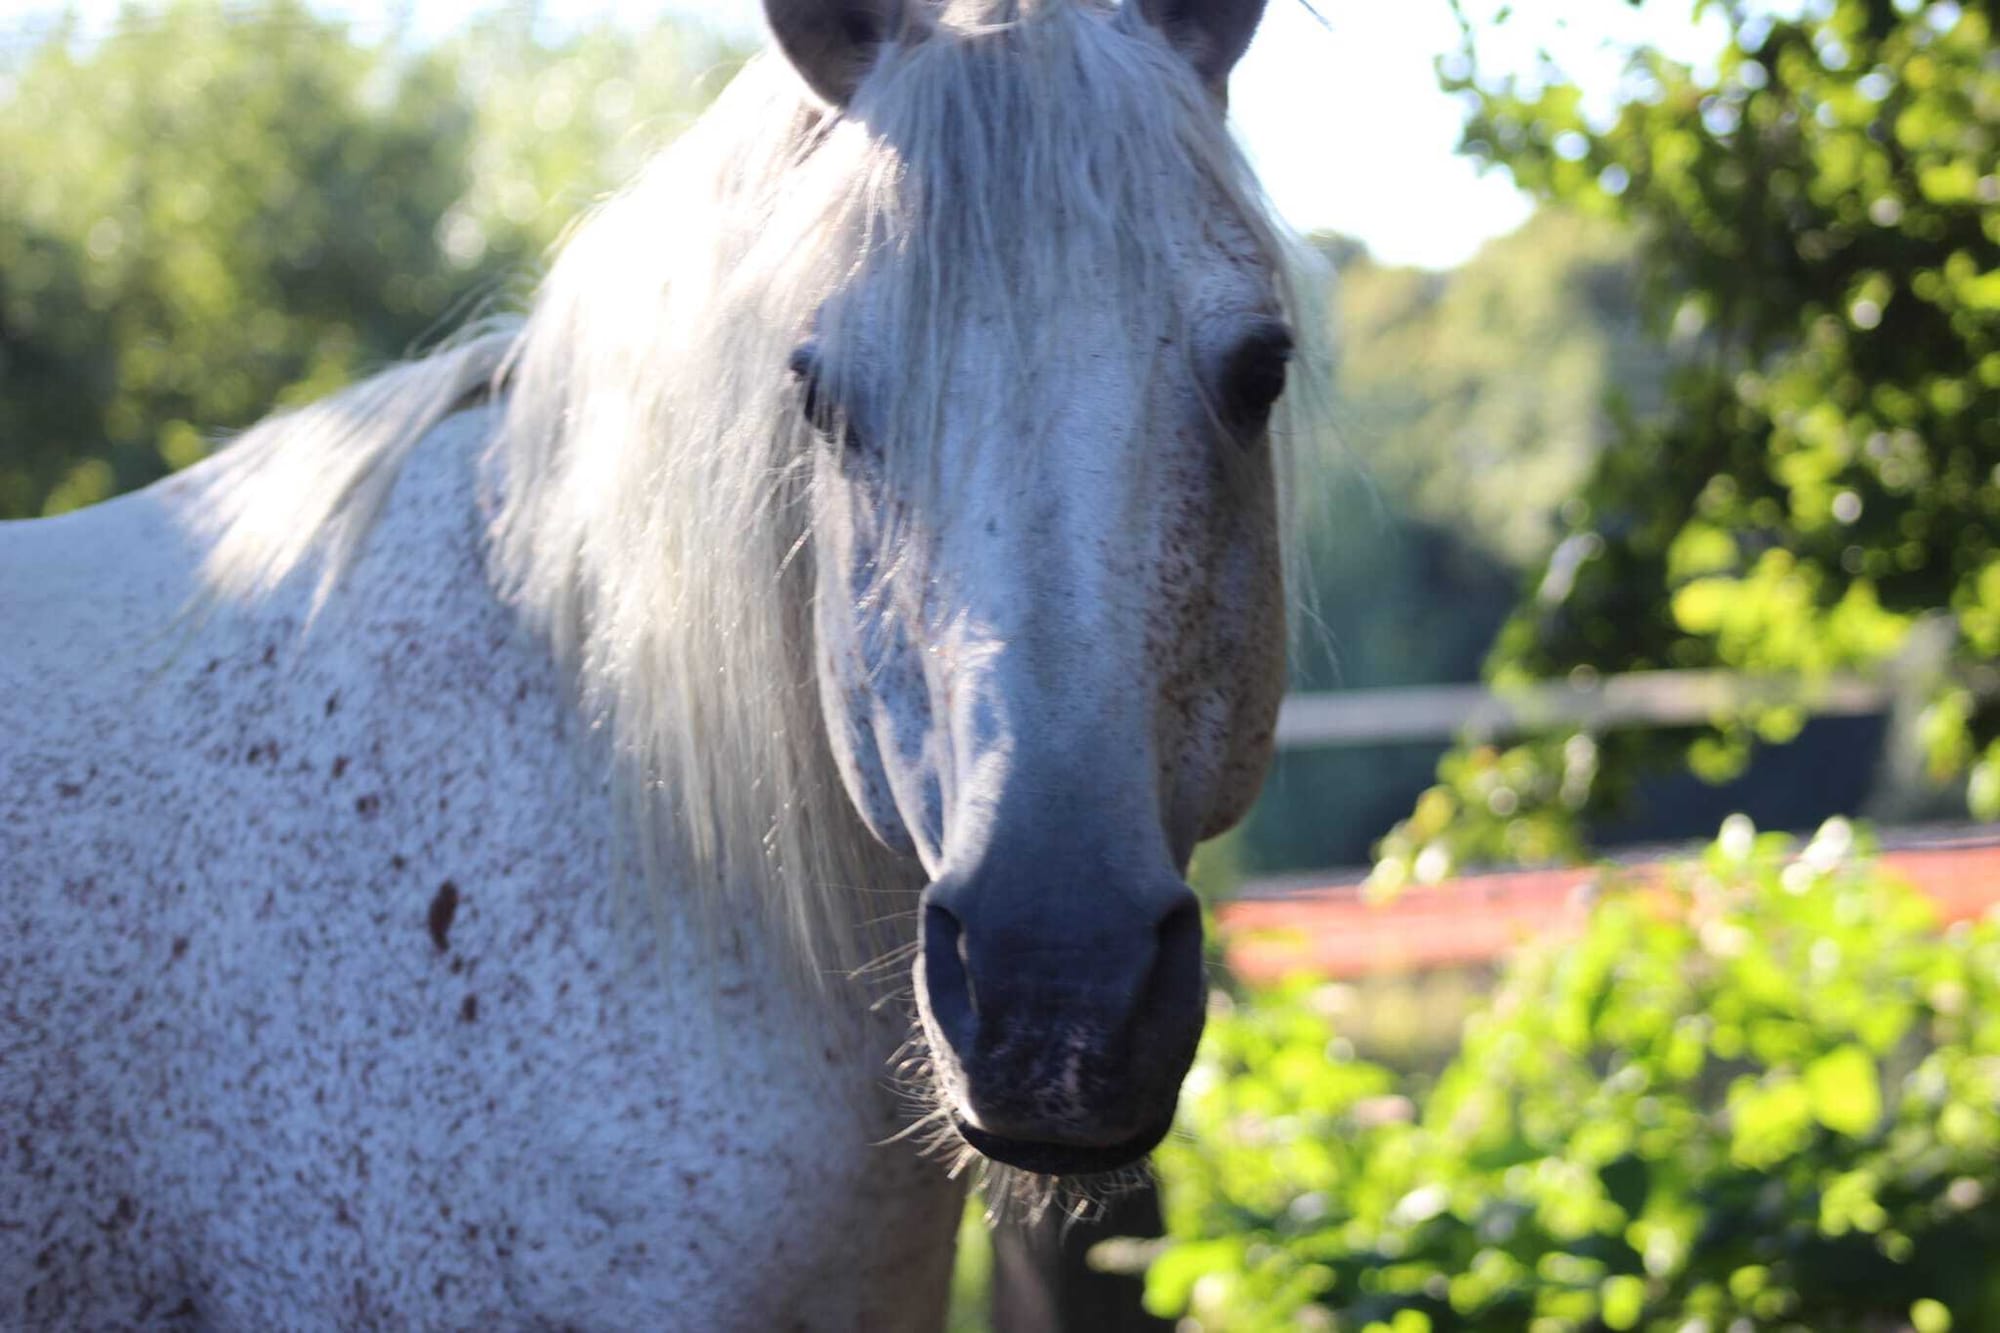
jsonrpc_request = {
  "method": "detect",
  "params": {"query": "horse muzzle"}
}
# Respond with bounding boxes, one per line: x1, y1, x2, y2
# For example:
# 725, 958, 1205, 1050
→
913, 864, 1207, 1176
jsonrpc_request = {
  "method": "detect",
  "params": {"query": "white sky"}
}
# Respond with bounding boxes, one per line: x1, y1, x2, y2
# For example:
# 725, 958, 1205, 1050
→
1, 0, 1732, 269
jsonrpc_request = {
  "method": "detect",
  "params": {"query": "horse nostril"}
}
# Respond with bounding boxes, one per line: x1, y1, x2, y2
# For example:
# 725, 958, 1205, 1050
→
920, 899, 977, 1055
1144, 891, 1207, 1021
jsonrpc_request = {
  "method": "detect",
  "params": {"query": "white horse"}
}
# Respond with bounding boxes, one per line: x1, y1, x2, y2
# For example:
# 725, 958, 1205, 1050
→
1, 0, 1324, 1325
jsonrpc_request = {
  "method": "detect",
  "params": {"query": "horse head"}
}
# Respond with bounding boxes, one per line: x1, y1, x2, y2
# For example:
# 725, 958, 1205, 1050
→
766, 0, 1292, 1176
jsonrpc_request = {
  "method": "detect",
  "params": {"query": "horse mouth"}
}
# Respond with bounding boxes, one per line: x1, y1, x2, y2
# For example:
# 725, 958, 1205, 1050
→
951, 1110, 1176, 1176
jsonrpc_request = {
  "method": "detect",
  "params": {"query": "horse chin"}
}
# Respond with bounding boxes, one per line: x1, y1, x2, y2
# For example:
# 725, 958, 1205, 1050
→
951, 1110, 1176, 1178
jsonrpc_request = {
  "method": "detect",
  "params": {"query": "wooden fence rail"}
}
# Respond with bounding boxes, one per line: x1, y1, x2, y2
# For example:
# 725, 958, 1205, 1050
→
1248, 648, 2000, 980
1274, 669, 1893, 749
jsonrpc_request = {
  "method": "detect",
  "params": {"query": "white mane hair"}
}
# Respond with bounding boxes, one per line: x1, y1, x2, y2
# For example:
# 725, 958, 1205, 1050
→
200, 0, 1332, 983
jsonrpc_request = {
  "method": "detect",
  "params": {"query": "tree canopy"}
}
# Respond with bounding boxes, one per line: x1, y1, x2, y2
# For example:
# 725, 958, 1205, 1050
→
0, 2, 740, 518
1377, 0, 1998, 885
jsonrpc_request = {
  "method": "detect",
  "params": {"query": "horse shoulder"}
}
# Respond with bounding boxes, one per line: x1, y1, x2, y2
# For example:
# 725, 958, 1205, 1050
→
4, 406, 960, 1328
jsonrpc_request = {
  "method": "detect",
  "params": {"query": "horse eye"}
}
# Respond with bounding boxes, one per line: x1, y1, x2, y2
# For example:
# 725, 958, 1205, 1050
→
1220, 323, 1293, 433
788, 342, 825, 427
788, 342, 865, 455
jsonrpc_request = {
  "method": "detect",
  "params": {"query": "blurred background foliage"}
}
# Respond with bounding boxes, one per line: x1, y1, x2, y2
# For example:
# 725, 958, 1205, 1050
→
1152, 819, 2000, 1331
0, 0, 741, 518
1369, 0, 1997, 888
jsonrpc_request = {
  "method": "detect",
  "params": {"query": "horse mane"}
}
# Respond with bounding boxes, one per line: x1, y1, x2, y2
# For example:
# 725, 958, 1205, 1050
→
198, 0, 1332, 984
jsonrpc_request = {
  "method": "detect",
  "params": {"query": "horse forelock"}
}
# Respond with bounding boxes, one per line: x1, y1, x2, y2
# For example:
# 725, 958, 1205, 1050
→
200, 0, 1331, 987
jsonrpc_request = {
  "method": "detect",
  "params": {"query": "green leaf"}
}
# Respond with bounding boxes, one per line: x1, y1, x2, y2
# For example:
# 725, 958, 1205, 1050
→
1805, 1045, 1882, 1137
1601, 1274, 1647, 1330
1912, 1298, 1953, 1333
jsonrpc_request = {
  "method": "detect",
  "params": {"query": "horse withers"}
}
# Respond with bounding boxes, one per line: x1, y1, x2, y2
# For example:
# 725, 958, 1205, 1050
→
1, 0, 1320, 1325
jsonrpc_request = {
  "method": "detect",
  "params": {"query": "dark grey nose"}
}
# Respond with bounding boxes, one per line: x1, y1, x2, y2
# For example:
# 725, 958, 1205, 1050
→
915, 862, 1206, 1174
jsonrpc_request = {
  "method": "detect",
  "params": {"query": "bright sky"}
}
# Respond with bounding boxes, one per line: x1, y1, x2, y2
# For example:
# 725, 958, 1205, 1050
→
0, 0, 1731, 269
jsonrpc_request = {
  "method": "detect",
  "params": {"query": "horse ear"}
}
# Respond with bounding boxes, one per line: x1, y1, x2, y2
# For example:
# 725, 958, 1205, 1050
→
1125, 0, 1268, 96
764, 0, 931, 107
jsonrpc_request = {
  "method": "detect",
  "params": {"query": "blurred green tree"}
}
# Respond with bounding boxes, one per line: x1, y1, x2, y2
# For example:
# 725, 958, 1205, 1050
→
1377, 0, 1999, 884
1336, 210, 1660, 569
1235, 214, 1662, 876
0, 1, 739, 518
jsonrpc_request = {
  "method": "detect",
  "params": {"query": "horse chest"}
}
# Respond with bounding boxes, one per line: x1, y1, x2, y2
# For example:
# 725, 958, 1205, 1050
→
150, 804, 946, 1330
